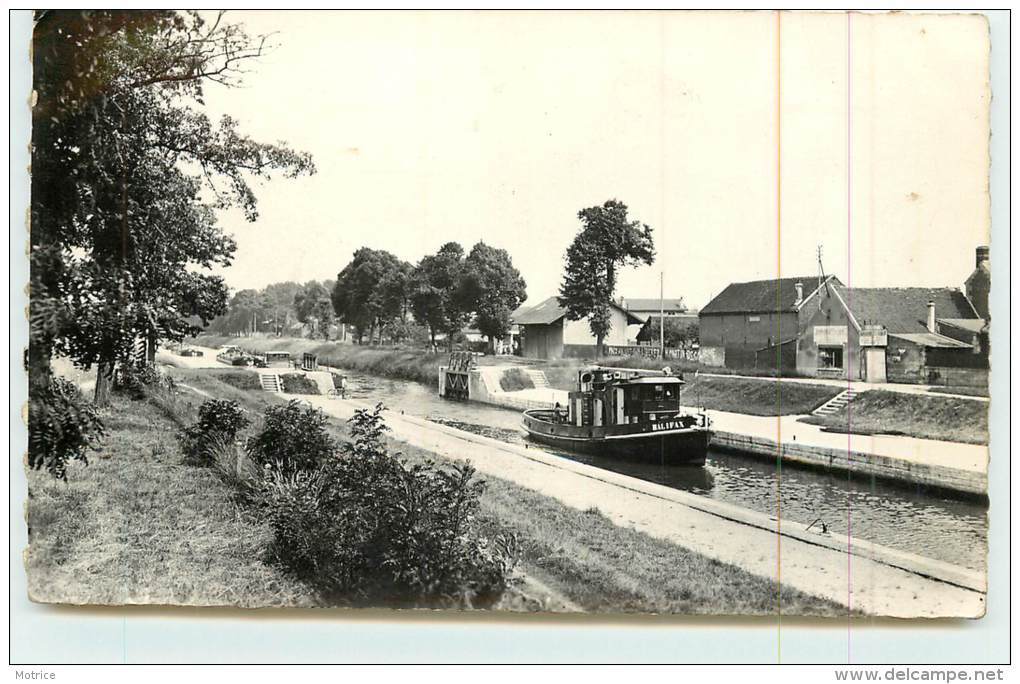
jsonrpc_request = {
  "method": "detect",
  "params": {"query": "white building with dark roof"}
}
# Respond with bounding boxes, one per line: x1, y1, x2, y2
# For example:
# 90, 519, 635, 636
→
511, 296, 644, 359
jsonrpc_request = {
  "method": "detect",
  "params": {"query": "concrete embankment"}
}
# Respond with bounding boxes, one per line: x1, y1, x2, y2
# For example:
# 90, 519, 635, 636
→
298, 393, 985, 618
706, 411, 987, 498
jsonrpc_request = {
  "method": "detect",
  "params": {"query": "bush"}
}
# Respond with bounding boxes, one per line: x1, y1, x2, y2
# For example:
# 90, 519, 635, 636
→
177, 399, 251, 466
246, 400, 335, 473
113, 363, 175, 400
499, 368, 534, 392
280, 373, 320, 395
28, 377, 106, 480
255, 403, 518, 607
209, 370, 261, 391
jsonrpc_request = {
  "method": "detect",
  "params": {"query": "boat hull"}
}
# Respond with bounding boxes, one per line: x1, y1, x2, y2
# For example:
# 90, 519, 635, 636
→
522, 410, 710, 466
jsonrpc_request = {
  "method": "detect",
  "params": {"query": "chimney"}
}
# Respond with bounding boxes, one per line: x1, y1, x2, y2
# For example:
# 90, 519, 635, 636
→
976, 245, 989, 268
927, 300, 936, 333
794, 282, 804, 306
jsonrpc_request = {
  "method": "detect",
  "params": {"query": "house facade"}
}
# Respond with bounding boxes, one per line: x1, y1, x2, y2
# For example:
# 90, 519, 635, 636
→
699, 275, 840, 370
797, 284, 983, 384
797, 247, 990, 385
512, 297, 644, 360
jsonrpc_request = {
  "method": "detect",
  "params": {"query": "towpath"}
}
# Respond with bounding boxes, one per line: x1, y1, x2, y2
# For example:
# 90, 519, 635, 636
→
296, 392, 985, 618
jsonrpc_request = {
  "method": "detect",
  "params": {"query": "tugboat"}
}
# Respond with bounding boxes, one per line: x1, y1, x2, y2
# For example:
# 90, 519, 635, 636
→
521, 366, 711, 466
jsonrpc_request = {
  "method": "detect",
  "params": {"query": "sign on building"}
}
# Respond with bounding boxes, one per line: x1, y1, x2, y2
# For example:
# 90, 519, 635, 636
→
859, 325, 888, 347
814, 325, 848, 346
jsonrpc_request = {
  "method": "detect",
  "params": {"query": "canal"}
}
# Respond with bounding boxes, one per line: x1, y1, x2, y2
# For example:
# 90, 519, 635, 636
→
341, 371, 988, 571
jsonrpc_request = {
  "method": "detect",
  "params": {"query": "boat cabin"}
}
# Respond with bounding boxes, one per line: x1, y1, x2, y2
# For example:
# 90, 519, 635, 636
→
562, 368, 688, 428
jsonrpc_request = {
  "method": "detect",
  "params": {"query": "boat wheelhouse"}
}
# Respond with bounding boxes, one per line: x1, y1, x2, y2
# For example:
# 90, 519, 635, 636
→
521, 366, 710, 465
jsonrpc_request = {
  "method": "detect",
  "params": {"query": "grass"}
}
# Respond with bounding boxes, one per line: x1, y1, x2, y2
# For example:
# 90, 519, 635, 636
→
498, 367, 535, 392
201, 369, 262, 391
163, 367, 844, 615
678, 376, 839, 416
280, 373, 320, 395
800, 390, 989, 445
193, 335, 445, 386
25, 390, 317, 608
928, 385, 989, 398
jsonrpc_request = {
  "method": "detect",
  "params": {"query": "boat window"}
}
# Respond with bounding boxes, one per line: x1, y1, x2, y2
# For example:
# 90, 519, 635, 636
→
654, 385, 664, 401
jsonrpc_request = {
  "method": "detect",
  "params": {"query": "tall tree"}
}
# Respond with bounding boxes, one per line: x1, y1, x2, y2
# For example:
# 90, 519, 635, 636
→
294, 281, 334, 339
262, 281, 301, 335
332, 248, 406, 344
410, 243, 470, 350
558, 200, 655, 357
458, 242, 527, 352
30, 10, 314, 405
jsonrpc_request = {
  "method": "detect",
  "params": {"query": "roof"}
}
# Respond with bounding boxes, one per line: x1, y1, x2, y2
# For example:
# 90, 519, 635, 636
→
835, 285, 980, 334
701, 275, 839, 315
620, 298, 687, 313
888, 332, 973, 349
512, 296, 643, 326
938, 318, 987, 334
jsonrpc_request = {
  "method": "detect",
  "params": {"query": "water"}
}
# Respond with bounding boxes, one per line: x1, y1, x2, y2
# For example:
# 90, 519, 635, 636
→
343, 371, 988, 571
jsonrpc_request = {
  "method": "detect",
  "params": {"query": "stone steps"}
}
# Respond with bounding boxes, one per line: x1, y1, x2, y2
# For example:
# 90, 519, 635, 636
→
259, 373, 282, 393
812, 389, 859, 416
526, 369, 550, 389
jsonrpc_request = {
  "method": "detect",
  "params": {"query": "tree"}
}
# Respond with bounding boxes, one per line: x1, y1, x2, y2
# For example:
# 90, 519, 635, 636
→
30, 11, 315, 406
294, 281, 334, 339
332, 249, 407, 344
638, 316, 699, 349
227, 289, 265, 336
558, 200, 655, 357
458, 242, 527, 352
262, 281, 301, 335
410, 243, 470, 350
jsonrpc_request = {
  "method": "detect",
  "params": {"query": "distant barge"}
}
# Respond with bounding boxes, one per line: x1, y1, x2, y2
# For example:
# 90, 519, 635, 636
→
521, 367, 711, 466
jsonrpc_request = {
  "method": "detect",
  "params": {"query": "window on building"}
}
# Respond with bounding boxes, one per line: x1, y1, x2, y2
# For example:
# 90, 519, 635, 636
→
818, 346, 843, 370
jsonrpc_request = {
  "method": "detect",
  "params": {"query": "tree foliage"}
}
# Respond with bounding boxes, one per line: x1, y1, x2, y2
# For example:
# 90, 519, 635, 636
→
558, 200, 655, 355
27, 377, 107, 480
459, 242, 527, 349
331, 248, 411, 344
294, 281, 335, 339
30, 10, 315, 407
410, 242, 470, 348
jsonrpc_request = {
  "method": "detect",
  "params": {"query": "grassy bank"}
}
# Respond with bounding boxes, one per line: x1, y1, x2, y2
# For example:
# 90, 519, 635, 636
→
194, 334, 444, 386
25, 389, 316, 607
801, 390, 989, 445
166, 367, 844, 615
679, 376, 839, 416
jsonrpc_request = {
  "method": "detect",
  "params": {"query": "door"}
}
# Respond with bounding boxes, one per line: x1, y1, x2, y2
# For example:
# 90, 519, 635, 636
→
864, 347, 886, 383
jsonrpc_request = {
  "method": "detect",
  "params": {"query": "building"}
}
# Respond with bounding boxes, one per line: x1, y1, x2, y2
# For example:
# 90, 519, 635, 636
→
798, 284, 984, 384
512, 296, 644, 360
699, 275, 841, 369
617, 297, 690, 322
796, 246, 990, 385
964, 245, 991, 320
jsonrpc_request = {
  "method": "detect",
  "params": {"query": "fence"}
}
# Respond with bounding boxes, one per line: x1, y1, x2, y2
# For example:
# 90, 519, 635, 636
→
603, 345, 699, 361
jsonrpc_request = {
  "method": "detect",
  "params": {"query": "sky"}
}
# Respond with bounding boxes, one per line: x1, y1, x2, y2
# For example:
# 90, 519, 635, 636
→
201, 11, 990, 309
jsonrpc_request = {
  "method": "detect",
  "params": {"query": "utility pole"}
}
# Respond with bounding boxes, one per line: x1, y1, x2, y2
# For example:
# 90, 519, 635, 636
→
659, 271, 665, 360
